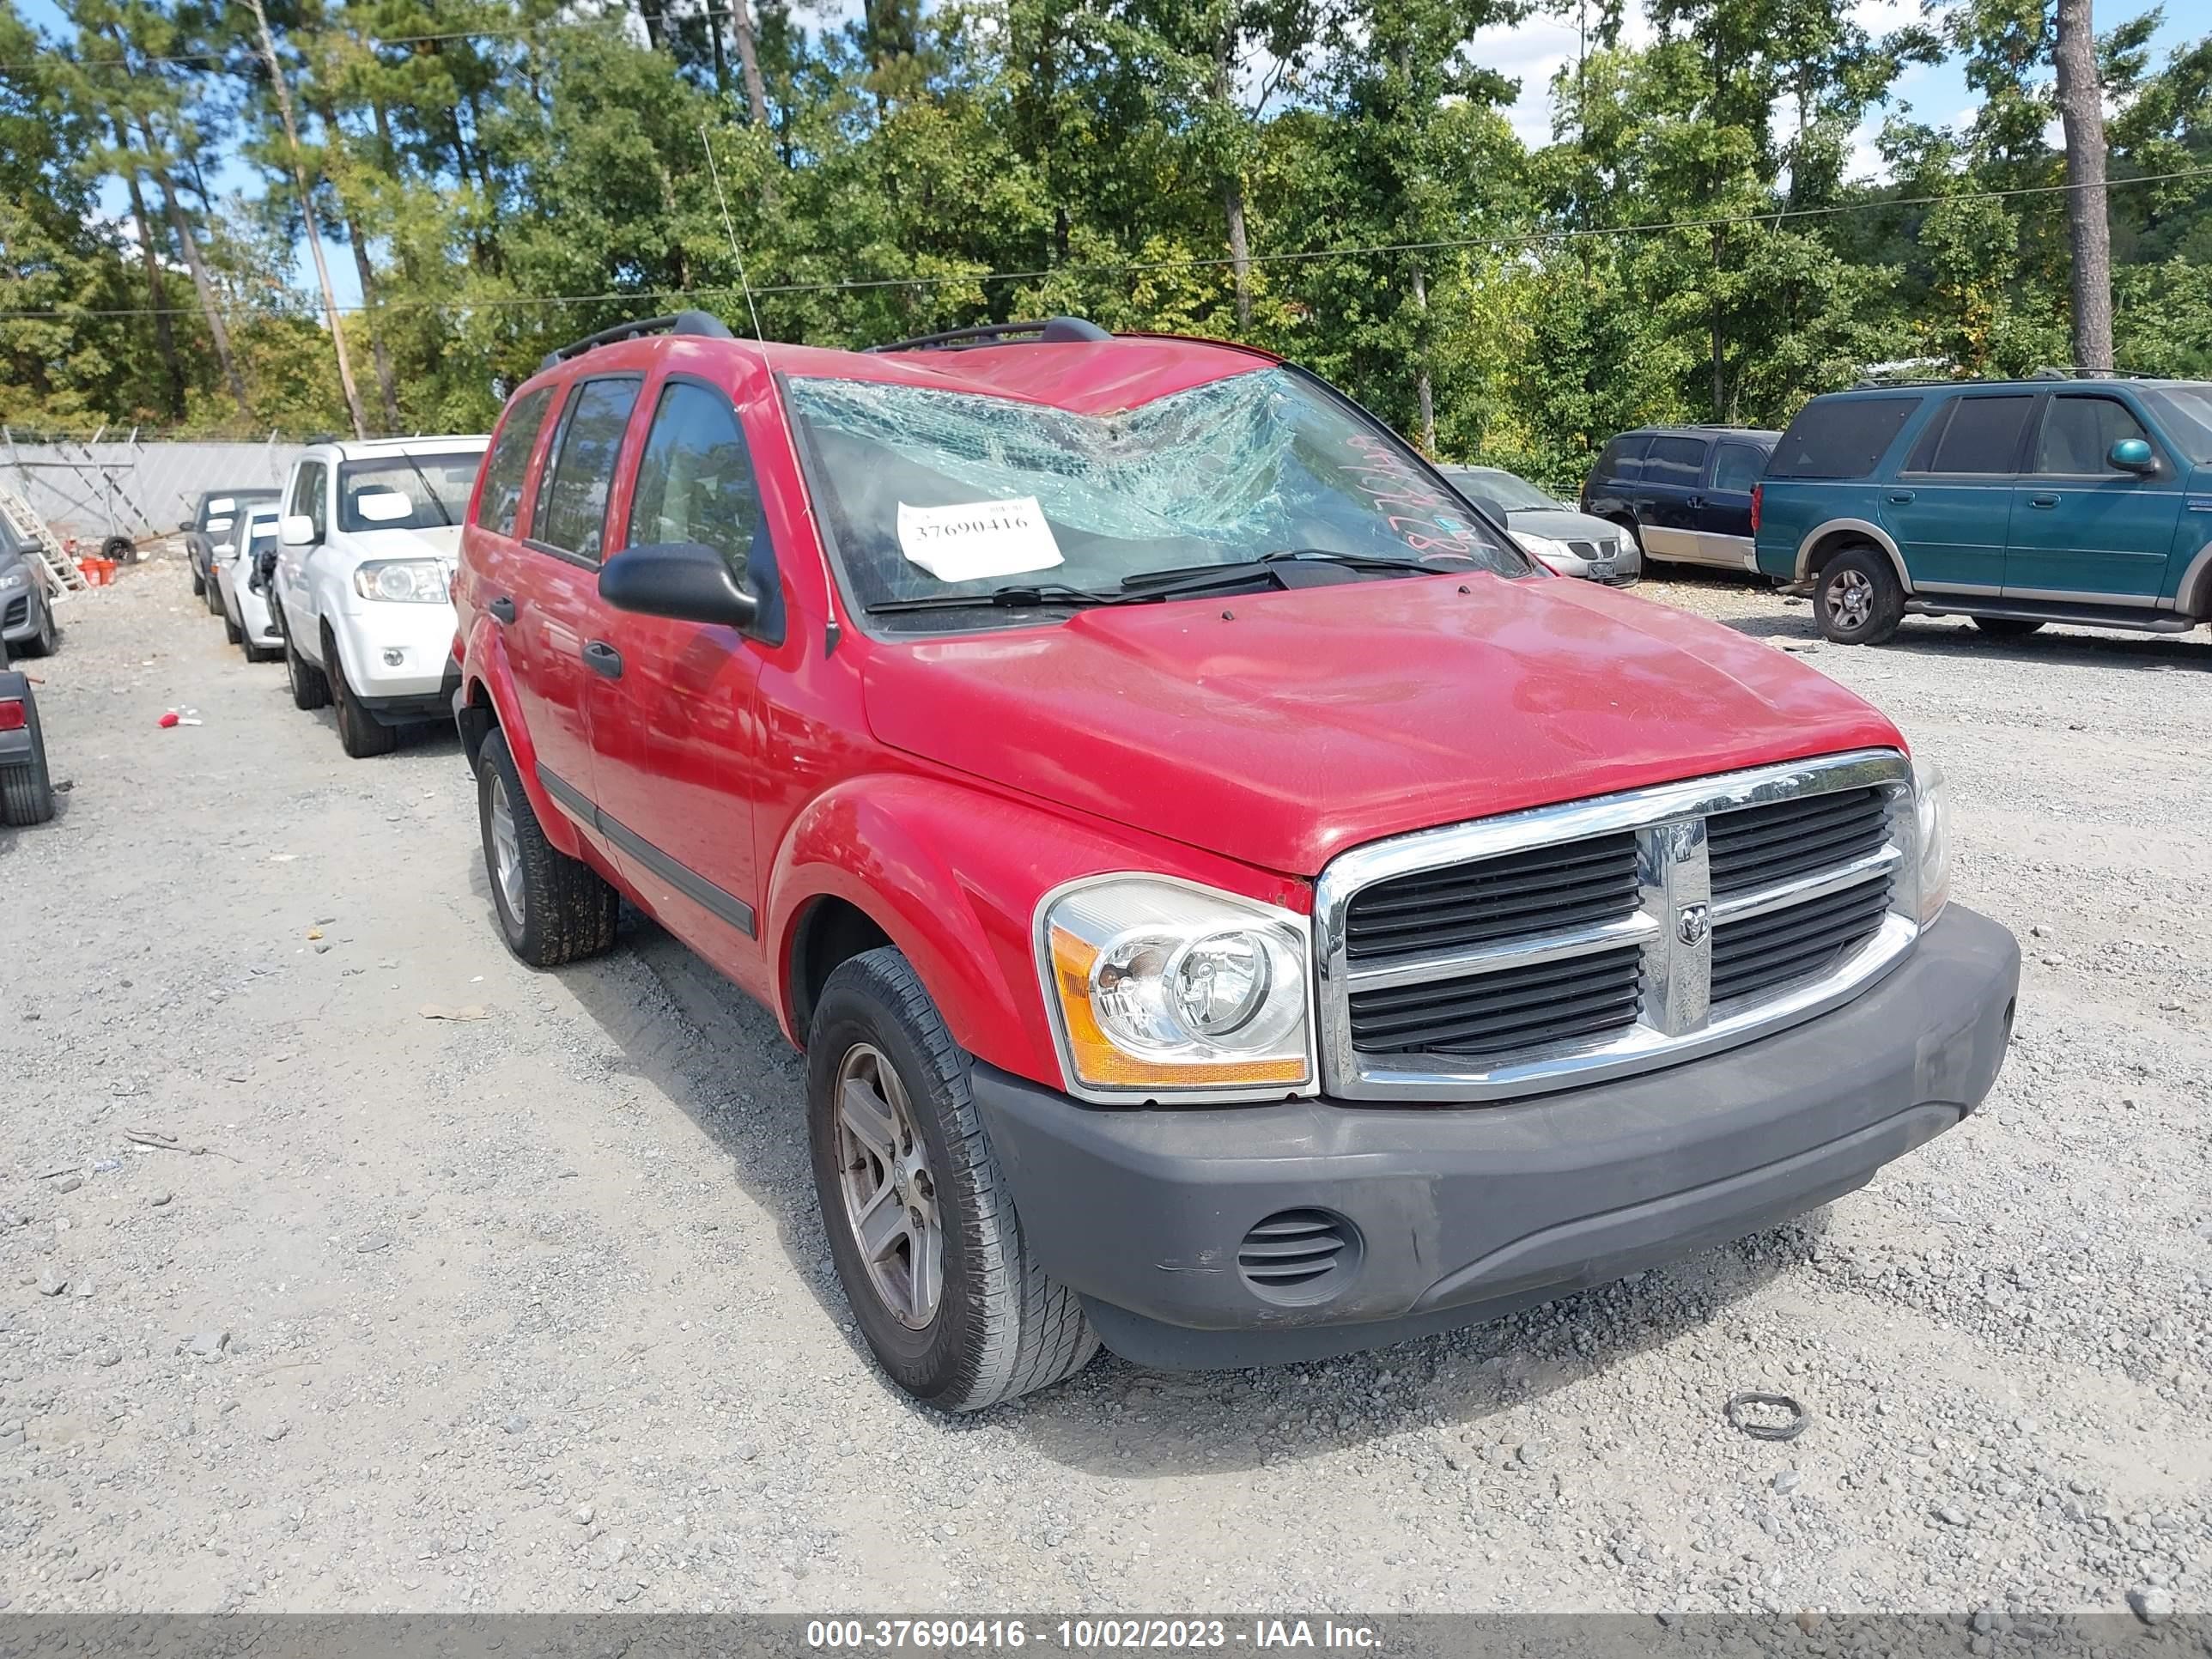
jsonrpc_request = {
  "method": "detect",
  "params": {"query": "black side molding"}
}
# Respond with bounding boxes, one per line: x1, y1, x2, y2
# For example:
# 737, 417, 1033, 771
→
534, 763, 756, 937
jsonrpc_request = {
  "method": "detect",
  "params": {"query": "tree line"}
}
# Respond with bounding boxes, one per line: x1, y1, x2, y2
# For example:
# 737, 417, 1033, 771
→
3, 0, 2209, 492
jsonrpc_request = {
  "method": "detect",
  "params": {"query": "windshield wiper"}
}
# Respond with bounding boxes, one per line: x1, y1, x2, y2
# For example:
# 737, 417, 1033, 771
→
396, 454, 454, 527
865, 581, 1162, 615
1119, 548, 1468, 592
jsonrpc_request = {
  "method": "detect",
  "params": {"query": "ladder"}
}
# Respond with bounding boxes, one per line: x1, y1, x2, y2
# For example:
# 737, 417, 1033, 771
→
0, 483, 88, 597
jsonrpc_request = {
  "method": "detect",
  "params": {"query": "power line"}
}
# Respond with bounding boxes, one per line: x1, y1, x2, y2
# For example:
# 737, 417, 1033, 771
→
2, 162, 2207, 324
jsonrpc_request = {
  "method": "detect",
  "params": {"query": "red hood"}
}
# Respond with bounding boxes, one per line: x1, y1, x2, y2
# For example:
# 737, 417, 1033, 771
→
861, 574, 1903, 878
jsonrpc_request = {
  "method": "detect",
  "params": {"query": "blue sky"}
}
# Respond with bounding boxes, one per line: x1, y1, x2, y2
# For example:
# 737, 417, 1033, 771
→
32, 0, 2205, 313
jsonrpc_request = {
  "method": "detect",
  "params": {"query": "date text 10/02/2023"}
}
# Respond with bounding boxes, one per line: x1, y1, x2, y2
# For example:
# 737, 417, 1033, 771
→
805, 1619, 1385, 1650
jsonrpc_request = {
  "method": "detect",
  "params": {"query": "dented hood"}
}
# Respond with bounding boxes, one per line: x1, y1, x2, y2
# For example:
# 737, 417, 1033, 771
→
860, 573, 1903, 878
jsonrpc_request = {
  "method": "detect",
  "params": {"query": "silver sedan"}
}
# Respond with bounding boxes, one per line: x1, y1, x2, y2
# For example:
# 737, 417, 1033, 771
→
1443, 465, 1642, 586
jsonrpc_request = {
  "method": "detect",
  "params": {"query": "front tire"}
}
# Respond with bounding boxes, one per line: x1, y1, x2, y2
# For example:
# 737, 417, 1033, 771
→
808, 948, 1098, 1412
1972, 617, 2045, 640
327, 635, 398, 758
16, 597, 56, 658
221, 600, 243, 647
190, 566, 206, 597
1814, 546, 1905, 646
476, 728, 617, 967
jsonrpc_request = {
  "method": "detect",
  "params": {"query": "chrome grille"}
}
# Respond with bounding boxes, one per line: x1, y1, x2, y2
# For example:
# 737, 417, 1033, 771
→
1344, 833, 1640, 963
1316, 751, 1920, 1102
1709, 787, 1890, 897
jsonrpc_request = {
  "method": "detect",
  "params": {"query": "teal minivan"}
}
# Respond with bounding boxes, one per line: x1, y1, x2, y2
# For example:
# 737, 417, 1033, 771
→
1753, 377, 2212, 646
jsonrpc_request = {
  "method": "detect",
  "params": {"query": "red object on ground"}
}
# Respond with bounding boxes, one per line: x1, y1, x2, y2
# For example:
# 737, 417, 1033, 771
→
157, 710, 179, 729
77, 556, 118, 586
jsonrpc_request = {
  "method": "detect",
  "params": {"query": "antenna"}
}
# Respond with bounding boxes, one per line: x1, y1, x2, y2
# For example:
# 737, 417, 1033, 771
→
700, 124, 765, 343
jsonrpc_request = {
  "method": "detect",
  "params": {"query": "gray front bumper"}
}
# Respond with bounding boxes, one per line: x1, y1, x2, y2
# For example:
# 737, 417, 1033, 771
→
970, 905, 2019, 1370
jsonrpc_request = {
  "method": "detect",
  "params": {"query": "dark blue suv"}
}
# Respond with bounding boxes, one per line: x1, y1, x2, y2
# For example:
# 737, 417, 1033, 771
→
1580, 425, 1780, 573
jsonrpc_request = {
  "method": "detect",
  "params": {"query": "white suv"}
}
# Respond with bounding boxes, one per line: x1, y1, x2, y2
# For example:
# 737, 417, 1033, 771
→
272, 435, 488, 757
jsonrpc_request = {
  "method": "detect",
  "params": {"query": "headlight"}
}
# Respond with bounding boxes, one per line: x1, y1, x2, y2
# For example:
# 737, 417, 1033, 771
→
0, 565, 26, 591
352, 559, 449, 603
1511, 532, 1573, 570
1038, 876, 1312, 1099
1911, 753, 1950, 925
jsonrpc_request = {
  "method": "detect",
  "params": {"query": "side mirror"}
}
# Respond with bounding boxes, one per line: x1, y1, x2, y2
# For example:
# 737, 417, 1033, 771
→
1462, 494, 1507, 525
179, 519, 194, 532
2109, 437, 2155, 473
598, 541, 759, 629
282, 514, 316, 547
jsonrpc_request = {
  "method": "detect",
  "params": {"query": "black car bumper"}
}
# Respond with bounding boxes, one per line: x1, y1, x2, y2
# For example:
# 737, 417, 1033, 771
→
970, 905, 2019, 1370
362, 664, 465, 727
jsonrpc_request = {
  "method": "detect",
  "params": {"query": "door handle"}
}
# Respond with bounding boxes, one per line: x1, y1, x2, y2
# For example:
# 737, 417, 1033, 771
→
487, 595, 516, 623
582, 640, 623, 679
1686, 495, 1705, 509
2029, 494, 2061, 508
1887, 491, 1915, 504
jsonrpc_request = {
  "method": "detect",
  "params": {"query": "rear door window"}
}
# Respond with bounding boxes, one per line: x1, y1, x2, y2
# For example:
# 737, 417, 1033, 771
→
1917, 395, 2036, 475
1644, 435, 1710, 487
2031, 395, 2154, 475
1593, 434, 1652, 483
1711, 444, 1765, 493
477, 386, 556, 538
1770, 397, 1918, 479
532, 378, 643, 561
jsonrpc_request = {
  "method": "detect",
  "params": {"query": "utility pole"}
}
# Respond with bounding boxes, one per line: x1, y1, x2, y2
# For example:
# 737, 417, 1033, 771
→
2052, 0, 2114, 374
243, 0, 368, 438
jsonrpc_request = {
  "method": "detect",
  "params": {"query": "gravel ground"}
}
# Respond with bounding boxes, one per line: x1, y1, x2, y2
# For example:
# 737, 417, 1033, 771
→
2, 551, 2207, 1619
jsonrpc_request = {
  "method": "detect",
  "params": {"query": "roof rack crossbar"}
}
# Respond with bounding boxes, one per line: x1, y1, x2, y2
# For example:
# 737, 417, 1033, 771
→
865, 316, 1111, 355
540, 309, 735, 371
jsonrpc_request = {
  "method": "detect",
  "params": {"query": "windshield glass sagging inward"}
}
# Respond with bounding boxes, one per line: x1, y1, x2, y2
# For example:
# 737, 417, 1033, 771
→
784, 368, 1526, 615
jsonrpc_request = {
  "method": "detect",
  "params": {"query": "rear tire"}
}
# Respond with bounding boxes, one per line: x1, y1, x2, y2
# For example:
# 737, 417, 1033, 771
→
1972, 617, 2045, 639
328, 638, 398, 758
284, 616, 331, 710
1814, 546, 1905, 646
1, 693, 55, 826
808, 947, 1099, 1412
476, 727, 617, 967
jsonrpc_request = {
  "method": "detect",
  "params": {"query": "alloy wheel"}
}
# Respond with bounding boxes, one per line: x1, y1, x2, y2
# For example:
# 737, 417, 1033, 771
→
831, 1042, 944, 1330
1826, 569, 1874, 631
488, 772, 524, 921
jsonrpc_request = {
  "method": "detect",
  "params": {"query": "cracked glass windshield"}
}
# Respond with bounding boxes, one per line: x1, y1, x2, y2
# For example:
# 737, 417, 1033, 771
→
786, 367, 1526, 627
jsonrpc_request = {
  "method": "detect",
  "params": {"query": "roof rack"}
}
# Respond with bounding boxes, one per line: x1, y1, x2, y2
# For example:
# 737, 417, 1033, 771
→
2027, 364, 2148, 380
539, 310, 735, 372
865, 317, 1111, 355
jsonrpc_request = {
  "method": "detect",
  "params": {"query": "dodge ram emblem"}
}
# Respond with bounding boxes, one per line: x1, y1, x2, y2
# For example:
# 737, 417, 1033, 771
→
1677, 902, 1711, 946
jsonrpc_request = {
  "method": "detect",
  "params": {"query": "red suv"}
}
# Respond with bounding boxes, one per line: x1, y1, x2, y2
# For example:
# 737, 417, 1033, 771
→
452, 313, 2020, 1411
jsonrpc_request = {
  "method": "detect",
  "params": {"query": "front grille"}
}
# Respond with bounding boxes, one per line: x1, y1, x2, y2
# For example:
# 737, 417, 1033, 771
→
1565, 538, 1620, 562
1348, 943, 1643, 1055
1712, 870, 1893, 1004
2, 595, 24, 629
1709, 787, 1889, 897
1344, 832, 1640, 963
1319, 752, 1917, 1101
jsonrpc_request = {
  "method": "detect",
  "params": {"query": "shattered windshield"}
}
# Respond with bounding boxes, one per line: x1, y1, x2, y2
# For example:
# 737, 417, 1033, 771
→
785, 368, 1524, 624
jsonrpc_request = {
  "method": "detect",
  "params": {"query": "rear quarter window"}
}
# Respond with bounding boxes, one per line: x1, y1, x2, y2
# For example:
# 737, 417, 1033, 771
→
1769, 397, 1920, 480
1590, 434, 1651, 484
476, 386, 556, 538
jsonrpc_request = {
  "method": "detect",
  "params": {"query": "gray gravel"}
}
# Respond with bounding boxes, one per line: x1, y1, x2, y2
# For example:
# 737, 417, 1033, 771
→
0, 551, 2206, 1615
